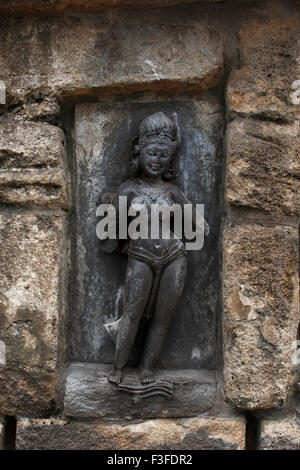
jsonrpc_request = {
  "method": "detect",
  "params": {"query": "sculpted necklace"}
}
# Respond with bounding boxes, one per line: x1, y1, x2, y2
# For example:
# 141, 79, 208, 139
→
136, 178, 170, 204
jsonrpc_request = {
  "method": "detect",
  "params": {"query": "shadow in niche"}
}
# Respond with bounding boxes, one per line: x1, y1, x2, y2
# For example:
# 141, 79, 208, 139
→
245, 412, 260, 450
3, 416, 17, 450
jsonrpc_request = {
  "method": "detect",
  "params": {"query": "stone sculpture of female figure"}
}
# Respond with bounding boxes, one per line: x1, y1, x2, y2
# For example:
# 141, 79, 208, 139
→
101, 111, 208, 386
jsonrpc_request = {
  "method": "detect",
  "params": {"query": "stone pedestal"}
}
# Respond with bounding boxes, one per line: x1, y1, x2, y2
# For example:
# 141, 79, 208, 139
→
64, 363, 217, 419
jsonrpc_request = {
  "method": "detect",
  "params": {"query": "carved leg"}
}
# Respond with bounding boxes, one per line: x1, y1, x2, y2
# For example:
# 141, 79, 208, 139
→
140, 256, 187, 383
111, 257, 153, 383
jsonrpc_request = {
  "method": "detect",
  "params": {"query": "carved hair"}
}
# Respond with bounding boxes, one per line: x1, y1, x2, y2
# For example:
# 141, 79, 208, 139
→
131, 112, 179, 180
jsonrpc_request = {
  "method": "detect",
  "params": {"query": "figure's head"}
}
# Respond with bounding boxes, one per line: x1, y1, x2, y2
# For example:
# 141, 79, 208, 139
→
131, 112, 178, 180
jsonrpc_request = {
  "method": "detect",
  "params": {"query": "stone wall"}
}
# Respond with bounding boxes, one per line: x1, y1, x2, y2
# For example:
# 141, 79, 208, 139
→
0, 0, 299, 450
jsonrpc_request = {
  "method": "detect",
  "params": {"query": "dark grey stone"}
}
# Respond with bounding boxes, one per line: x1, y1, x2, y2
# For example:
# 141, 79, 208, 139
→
64, 362, 216, 419
71, 100, 223, 373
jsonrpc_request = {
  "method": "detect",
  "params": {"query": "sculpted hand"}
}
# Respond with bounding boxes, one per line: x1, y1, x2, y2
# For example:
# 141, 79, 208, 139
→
204, 220, 209, 236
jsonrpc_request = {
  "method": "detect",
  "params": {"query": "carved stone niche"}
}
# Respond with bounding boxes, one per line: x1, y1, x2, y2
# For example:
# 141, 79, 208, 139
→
64, 100, 223, 419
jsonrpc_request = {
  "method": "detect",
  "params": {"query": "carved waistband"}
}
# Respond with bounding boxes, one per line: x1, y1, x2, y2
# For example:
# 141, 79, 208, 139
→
127, 244, 186, 271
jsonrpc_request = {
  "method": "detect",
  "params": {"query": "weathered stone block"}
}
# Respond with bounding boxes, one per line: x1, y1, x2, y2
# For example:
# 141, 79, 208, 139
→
226, 3, 300, 122
0, 120, 69, 209
16, 416, 245, 450
10, 98, 61, 123
0, 213, 67, 416
259, 418, 300, 450
226, 119, 300, 216
223, 223, 299, 410
0, 12, 223, 104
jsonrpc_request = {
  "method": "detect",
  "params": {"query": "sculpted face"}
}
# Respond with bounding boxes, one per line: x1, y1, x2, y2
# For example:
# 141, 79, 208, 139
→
140, 142, 173, 179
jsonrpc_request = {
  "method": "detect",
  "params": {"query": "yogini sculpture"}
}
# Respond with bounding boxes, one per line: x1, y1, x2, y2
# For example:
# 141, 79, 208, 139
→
100, 111, 209, 391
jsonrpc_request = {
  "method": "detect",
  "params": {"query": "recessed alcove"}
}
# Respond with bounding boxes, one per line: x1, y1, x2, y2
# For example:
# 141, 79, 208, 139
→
65, 92, 224, 418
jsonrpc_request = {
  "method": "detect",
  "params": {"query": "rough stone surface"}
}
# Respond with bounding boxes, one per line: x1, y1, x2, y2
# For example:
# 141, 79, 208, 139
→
64, 363, 216, 419
0, 213, 67, 416
223, 223, 299, 410
0, 12, 223, 105
226, 119, 300, 216
0, 120, 69, 208
8, 98, 61, 123
260, 418, 300, 450
226, 2, 300, 122
16, 416, 246, 450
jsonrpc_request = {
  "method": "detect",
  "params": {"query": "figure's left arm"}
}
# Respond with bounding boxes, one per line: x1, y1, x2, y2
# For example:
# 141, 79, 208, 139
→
171, 184, 209, 237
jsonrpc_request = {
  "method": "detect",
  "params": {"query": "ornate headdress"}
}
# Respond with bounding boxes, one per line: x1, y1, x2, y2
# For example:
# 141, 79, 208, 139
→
138, 111, 178, 150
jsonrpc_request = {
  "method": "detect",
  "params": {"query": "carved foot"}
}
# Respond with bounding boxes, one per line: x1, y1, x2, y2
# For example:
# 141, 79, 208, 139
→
140, 369, 155, 384
107, 367, 123, 385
